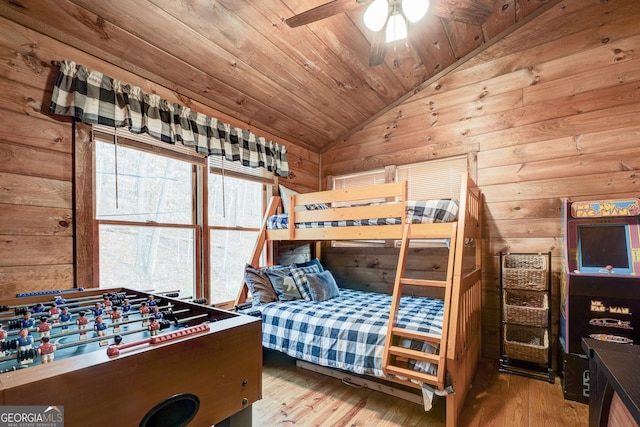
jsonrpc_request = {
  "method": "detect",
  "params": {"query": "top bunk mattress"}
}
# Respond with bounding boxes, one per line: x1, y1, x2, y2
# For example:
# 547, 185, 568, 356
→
267, 199, 459, 230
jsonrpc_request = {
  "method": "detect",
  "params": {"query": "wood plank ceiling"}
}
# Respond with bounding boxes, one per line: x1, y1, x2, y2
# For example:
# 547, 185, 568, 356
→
0, 0, 554, 153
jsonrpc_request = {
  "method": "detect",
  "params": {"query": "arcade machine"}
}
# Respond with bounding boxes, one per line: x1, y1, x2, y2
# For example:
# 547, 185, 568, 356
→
560, 198, 640, 403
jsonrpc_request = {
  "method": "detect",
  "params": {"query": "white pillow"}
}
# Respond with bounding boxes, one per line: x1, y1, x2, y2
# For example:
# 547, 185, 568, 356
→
279, 185, 306, 214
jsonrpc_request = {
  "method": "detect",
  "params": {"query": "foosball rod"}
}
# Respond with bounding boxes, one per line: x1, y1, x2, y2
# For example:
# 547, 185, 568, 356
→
0, 289, 182, 315
0, 293, 138, 320
3, 307, 192, 349
0, 322, 175, 364
106, 323, 210, 356
0, 295, 174, 324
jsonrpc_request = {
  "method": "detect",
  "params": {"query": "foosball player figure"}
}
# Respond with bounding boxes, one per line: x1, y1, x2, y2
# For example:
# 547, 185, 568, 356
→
102, 297, 113, 311
49, 302, 61, 323
32, 303, 46, 314
54, 296, 66, 306
37, 316, 51, 338
0, 323, 5, 357
77, 311, 89, 340
152, 306, 163, 321
92, 302, 103, 318
147, 295, 157, 309
17, 328, 34, 365
140, 301, 150, 316
94, 316, 108, 337
148, 317, 160, 336
121, 299, 131, 319
21, 311, 34, 329
110, 306, 122, 333
59, 307, 71, 330
38, 336, 55, 364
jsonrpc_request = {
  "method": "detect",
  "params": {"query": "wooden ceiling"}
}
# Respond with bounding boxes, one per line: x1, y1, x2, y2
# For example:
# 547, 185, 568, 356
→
1, 0, 554, 153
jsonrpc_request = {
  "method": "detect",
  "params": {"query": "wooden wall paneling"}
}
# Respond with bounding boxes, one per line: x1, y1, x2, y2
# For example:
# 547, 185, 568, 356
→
0, 172, 70, 209
0, 110, 71, 154
477, 125, 640, 170
480, 146, 640, 187
0, 140, 71, 181
0, 265, 74, 296
441, 2, 640, 89
0, 204, 72, 236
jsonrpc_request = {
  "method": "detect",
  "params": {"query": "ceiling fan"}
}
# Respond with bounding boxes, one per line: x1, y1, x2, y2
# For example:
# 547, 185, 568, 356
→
285, 0, 494, 66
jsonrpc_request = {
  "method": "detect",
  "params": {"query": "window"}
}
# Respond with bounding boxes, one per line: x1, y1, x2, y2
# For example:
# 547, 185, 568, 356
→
92, 127, 273, 304
95, 137, 199, 298
208, 171, 268, 304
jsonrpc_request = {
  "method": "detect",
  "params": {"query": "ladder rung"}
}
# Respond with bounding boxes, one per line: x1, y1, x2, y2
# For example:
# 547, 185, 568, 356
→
399, 278, 446, 287
384, 365, 439, 387
390, 327, 442, 346
388, 345, 440, 364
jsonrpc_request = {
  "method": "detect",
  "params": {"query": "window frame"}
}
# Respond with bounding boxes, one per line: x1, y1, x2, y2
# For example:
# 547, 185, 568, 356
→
74, 123, 274, 306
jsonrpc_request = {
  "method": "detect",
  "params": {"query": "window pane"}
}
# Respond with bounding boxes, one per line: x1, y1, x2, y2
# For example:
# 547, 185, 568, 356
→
96, 141, 193, 224
209, 174, 263, 228
99, 225, 196, 298
397, 157, 467, 199
210, 229, 258, 304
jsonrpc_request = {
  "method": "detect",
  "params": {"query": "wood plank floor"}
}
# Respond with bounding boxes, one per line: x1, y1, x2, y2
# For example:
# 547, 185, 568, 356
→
253, 350, 588, 426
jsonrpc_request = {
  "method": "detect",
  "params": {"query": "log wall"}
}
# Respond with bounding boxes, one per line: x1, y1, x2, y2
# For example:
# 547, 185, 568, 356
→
322, 0, 640, 359
0, 17, 318, 298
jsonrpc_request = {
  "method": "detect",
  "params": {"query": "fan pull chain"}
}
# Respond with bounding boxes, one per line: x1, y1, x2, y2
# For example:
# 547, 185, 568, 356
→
114, 128, 119, 209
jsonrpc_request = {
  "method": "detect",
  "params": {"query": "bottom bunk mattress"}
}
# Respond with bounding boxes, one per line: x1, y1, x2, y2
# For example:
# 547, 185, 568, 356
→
259, 288, 445, 407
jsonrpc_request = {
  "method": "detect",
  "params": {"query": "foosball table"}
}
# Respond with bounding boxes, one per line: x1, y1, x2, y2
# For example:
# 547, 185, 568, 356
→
0, 287, 262, 426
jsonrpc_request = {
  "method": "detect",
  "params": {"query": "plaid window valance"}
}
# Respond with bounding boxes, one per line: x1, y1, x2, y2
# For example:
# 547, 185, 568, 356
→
50, 60, 289, 177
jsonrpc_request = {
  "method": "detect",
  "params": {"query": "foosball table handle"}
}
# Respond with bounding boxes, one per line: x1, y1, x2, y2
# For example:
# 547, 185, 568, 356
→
106, 323, 210, 357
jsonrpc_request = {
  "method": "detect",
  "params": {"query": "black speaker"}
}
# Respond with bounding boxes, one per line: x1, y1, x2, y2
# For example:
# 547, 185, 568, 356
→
139, 393, 200, 427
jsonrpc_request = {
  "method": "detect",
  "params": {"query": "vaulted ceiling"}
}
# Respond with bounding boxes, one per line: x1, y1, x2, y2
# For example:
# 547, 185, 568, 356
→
1, 0, 555, 153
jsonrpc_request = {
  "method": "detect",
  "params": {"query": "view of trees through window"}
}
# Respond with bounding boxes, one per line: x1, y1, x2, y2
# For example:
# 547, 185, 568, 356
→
96, 141, 196, 298
208, 174, 263, 304
95, 137, 268, 304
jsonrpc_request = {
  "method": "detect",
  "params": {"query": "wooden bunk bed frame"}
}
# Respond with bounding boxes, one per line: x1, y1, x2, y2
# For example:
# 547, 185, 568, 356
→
236, 172, 482, 427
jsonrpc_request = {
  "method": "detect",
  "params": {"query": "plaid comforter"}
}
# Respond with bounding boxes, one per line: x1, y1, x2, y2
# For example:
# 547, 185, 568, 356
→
267, 199, 459, 229
261, 288, 444, 379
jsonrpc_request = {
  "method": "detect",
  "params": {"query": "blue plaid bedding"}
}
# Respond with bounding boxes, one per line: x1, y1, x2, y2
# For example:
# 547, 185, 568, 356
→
267, 199, 459, 229
260, 288, 444, 379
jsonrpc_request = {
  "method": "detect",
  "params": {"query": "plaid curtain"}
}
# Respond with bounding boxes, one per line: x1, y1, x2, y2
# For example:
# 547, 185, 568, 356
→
50, 60, 289, 177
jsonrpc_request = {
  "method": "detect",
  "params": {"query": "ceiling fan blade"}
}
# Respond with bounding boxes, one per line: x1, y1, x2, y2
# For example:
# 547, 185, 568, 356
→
429, 0, 494, 26
286, 0, 368, 28
369, 27, 387, 66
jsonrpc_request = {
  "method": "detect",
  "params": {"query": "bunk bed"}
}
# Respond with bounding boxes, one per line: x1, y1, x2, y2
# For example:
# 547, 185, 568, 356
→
235, 172, 483, 427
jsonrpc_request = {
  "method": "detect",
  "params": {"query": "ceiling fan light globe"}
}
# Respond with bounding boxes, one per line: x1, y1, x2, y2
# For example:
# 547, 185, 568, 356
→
364, 0, 389, 32
402, 0, 430, 23
386, 13, 408, 42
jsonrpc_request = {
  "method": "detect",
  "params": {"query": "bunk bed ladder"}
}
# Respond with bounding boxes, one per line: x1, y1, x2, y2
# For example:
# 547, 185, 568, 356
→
381, 221, 458, 391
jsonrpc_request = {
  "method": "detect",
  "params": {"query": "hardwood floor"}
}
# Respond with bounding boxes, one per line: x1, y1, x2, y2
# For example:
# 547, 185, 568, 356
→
253, 350, 588, 426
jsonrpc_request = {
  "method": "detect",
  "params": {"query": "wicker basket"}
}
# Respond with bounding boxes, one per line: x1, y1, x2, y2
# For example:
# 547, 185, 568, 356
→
504, 324, 548, 364
503, 290, 549, 327
502, 254, 548, 291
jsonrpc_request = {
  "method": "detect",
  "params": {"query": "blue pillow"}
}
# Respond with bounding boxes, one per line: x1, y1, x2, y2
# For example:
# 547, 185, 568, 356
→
294, 258, 324, 272
306, 270, 340, 303
266, 267, 302, 301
